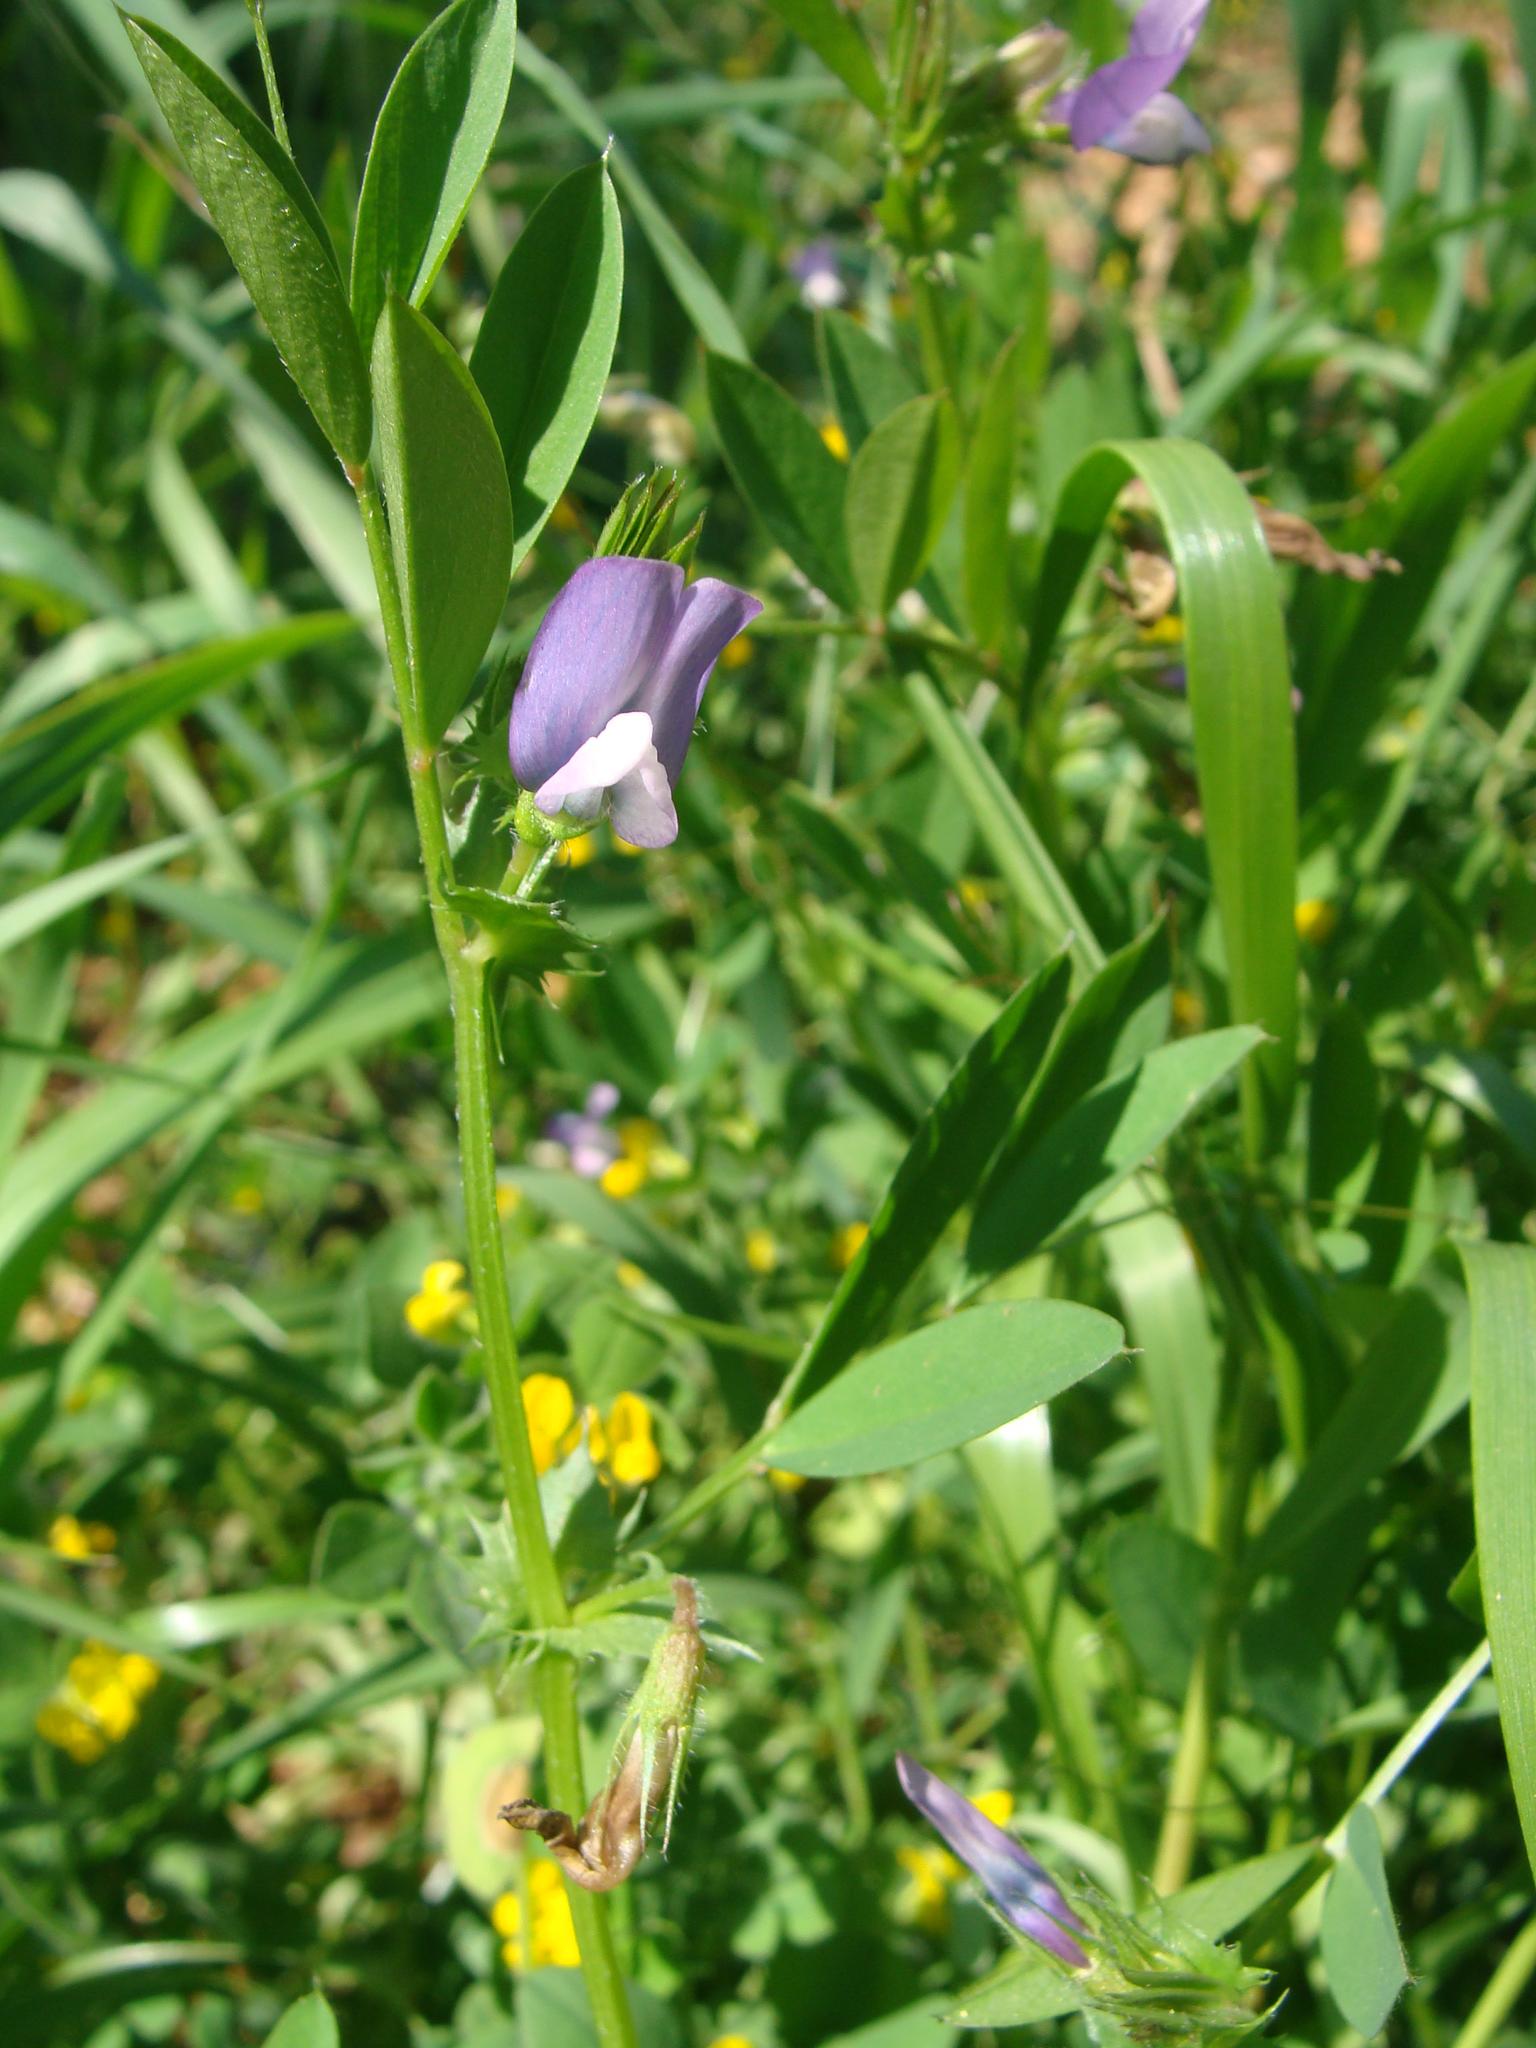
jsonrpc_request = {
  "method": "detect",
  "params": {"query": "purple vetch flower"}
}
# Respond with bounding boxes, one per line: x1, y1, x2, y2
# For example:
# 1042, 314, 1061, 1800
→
1052, 0, 1212, 164
545, 1081, 621, 1178
509, 557, 762, 850
896, 1754, 1089, 1969
789, 238, 847, 311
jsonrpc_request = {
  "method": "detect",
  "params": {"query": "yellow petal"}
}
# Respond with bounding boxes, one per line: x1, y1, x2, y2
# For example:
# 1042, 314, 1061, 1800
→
47, 1514, 92, 1561
744, 1228, 778, 1275
490, 1892, 522, 1937
970, 1788, 1015, 1826
599, 1156, 646, 1200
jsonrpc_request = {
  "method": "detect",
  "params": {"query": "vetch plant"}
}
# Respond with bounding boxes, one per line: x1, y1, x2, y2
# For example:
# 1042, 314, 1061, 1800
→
1052, 0, 1213, 163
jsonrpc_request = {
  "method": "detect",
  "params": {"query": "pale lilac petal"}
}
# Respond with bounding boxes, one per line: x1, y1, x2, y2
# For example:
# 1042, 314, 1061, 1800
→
1127, 0, 1209, 61
896, 1754, 1089, 1969
1100, 90, 1210, 163
632, 576, 762, 783
585, 1082, 621, 1118
509, 560, 681, 792
535, 711, 658, 821
571, 1138, 618, 1178
606, 740, 679, 848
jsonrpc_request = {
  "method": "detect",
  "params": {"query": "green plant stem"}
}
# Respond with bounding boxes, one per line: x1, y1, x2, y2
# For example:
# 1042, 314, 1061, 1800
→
1449, 1907, 1536, 2048
354, 463, 637, 2048
244, 0, 294, 157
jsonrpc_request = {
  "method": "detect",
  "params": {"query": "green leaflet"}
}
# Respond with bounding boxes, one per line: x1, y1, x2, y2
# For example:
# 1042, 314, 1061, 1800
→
372, 297, 512, 743
759, 1300, 1124, 1478
470, 160, 623, 567
121, 16, 371, 465
845, 393, 961, 616
350, 0, 518, 354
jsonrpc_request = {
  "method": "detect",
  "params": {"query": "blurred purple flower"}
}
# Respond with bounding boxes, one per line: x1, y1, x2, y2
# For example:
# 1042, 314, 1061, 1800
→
896, 1754, 1089, 1969
509, 558, 761, 850
1052, 0, 1212, 164
545, 1081, 621, 1179
789, 238, 847, 311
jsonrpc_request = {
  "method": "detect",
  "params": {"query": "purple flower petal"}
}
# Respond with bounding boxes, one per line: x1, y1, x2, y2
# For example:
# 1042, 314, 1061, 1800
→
1099, 90, 1211, 164
585, 1082, 621, 1119
1058, 0, 1211, 153
896, 1754, 1089, 1969
509, 558, 761, 849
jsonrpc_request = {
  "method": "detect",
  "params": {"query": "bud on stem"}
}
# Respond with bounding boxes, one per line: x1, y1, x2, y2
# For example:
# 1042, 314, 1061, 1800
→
501, 1578, 706, 1892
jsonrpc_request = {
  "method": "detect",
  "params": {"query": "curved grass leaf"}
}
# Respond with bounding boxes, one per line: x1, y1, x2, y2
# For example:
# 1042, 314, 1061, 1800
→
845, 393, 961, 616
0, 613, 356, 836
1459, 1240, 1536, 1887
372, 297, 512, 743
121, 15, 371, 466
470, 160, 623, 567
0, 502, 125, 616
1027, 440, 1296, 1160
760, 0, 884, 115
706, 352, 855, 610
760, 1299, 1124, 1478
963, 333, 1023, 660
962, 1027, 1263, 1290
776, 950, 1073, 1417
350, 0, 518, 354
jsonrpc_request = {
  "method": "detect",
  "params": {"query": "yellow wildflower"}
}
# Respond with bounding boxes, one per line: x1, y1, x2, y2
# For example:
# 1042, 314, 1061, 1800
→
492, 1860, 580, 1969
820, 420, 849, 462
1294, 898, 1337, 946
36, 1642, 159, 1763
48, 1514, 115, 1561
1171, 987, 1206, 1035
957, 877, 989, 913
970, 1788, 1015, 1827
744, 1228, 779, 1276
600, 1156, 647, 1200
896, 1843, 959, 1932
36, 1701, 107, 1765
522, 1373, 579, 1474
405, 1259, 473, 1340
708, 2038, 757, 2048
766, 1467, 807, 1493
611, 832, 645, 857
615, 1260, 647, 1292
604, 1391, 662, 1487
617, 1118, 686, 1182
227, 1183, 264, 1215
830, 1221, 869, 1271
557, 832, 597, 868
1139, 614, 1184, 646
496, 1182, 523, 1220
720, 634, 753, 671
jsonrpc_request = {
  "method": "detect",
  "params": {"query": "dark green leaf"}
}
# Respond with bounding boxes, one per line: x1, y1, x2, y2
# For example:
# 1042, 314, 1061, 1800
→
121, 15, 371, 465
706, 352, 855, 610
1105, 1516, 1218, 1699
760, 1299, 1124, 1478
963, 1027, 1263, 1287
350, 0, 519, 353
963, 333, 1023, 659
818, 311, 919, 455
845, 394, 961, 616
372, 296, 512, 742
312, 1501, 418, 1603
471, 160, 623, 566
781, 951, 1073, 1414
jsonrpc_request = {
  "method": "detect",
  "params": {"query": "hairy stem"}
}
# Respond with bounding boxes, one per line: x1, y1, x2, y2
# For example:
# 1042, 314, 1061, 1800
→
354, 465, 637, 2048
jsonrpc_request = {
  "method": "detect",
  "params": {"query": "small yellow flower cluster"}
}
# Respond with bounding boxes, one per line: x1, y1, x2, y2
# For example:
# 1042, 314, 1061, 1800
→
491, 1860, 580, 1968
599, 1118, 686, 1201
896, 1788, 1015, 1932
830, 1221, 869, 1271
35, 1641, 158, 1764
521, 1374, 663, 1487
47, 1514, 116, 1562
1139, 614, 1185, 646
557, 832, 598, 868
405, 1259, 474, 1340
707, 2036, 757, 2048
820, 420, 850, 462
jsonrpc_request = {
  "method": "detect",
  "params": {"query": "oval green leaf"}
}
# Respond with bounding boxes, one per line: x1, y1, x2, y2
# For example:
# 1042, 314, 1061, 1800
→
845, 392, 961, 616
706, 351, 855, 611
470, 159, 623, 567
372, 297, 512, 743
1320, 1806, 1408, 2037
262, 1992, 339, 2048
350, 0, 519, 354
121, 15, 371, 466
759, 1299, 1124, 1478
